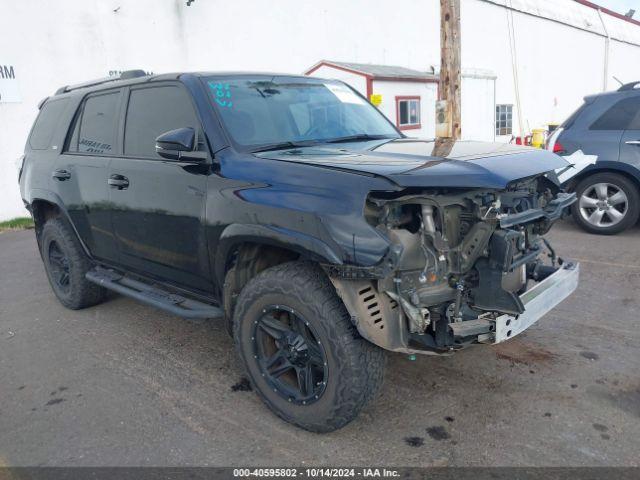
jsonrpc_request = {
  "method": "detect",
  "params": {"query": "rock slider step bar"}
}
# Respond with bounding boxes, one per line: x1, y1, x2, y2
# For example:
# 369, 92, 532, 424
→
86, 268, 223, 319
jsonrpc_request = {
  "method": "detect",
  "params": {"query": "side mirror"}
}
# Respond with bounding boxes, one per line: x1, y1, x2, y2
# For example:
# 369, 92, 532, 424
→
155, 127, 207, 161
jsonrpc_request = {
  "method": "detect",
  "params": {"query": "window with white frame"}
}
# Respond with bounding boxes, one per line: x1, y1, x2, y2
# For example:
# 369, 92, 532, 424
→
396, 97, 421, 130
496, 104, 513, 136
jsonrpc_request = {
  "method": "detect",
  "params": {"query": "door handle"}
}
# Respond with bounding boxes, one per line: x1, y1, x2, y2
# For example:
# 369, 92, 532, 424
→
52, 169, 71, 181
108, 174, 129, 190
625, 140, 640, 145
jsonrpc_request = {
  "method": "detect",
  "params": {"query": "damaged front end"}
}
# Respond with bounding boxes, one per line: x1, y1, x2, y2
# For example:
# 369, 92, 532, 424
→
327, 175, 579, 355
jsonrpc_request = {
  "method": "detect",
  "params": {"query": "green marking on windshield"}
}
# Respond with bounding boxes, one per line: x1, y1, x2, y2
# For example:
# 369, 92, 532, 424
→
208, 81, 233, 108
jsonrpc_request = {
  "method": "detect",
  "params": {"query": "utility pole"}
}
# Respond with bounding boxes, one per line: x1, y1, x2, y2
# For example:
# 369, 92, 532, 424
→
436, 0, 461, 140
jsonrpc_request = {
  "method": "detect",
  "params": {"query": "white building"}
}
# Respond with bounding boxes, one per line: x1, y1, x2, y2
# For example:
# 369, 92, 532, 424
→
305, 60, 497, 140
2, 0, 640, 221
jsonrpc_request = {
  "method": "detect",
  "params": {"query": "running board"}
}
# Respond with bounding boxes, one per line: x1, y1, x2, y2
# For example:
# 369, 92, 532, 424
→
85, 268, 223, 319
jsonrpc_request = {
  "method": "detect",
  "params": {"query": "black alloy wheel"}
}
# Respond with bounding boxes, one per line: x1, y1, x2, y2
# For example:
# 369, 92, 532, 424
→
233, 261, 385, 432
47, 240, 71, 293
253, 305, 328, 405
40, 218, 106, 309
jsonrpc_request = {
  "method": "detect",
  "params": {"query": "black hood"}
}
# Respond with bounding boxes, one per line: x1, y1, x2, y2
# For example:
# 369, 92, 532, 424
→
255, 139, 569, 189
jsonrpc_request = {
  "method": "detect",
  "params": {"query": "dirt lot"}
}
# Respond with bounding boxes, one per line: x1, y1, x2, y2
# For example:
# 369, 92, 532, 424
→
0, 220, 639, 467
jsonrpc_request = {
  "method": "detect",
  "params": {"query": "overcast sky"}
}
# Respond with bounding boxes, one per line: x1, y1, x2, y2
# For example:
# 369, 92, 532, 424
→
597, 0, 638, 15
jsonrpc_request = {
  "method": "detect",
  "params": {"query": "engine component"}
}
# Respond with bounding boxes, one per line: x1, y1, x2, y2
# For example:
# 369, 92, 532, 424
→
326, 176, 577, 354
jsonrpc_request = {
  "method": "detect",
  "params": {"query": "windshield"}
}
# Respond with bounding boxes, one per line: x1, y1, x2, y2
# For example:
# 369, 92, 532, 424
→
204, 76, 400, 151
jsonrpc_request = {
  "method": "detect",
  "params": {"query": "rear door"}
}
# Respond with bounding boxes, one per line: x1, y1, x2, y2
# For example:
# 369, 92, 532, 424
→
618, 95, 640, 171
56, 89, 124, 262
579, 97, 634, 162
108, 83, 212, 292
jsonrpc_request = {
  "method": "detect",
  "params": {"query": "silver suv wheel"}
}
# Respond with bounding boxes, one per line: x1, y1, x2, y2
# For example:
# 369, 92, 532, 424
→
579, 182, 628, 228
572, 172, 639, 235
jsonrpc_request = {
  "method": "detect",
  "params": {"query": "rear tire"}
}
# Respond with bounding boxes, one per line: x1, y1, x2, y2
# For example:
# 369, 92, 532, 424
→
571, 172, 639, 235
233, 261, 385, 432
40, 218, 106, 309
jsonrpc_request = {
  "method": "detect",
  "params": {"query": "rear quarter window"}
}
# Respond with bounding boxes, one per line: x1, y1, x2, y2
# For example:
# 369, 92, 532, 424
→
29, 98, 69, 150
590, 96, 640, 130
560, 103, 586, 130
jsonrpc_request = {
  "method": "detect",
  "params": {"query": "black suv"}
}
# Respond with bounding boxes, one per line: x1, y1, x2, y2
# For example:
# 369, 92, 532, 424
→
19, 70, 579, 432
547, 82, 640, 234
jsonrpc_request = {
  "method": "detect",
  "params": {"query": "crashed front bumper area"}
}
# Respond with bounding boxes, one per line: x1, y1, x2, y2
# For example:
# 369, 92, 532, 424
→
331, 261, 579, 354
449, 261, 579, 344
326, 176, 579, 355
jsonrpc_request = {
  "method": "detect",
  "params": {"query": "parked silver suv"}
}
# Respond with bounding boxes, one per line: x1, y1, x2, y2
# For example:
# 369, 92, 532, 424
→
548, 82, 640, 234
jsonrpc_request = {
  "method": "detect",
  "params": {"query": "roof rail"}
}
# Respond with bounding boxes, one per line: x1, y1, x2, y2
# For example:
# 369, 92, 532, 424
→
618, 81, 640, 91
54, 69, 148, 95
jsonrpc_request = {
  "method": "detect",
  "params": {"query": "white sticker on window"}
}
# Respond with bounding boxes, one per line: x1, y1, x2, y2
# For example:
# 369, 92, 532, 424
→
325, 83, 366, 105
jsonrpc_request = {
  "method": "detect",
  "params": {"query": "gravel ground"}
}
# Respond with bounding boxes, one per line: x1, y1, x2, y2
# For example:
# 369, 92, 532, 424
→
0, 219, 638, 467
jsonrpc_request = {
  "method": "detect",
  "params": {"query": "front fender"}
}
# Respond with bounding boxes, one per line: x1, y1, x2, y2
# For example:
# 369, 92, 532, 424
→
213, 223, 343, 286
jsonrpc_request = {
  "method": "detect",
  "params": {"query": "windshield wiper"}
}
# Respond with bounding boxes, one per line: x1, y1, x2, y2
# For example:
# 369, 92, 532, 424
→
250, 135, 396, 153
323, 134, 397, 144
250, 140, 319, 153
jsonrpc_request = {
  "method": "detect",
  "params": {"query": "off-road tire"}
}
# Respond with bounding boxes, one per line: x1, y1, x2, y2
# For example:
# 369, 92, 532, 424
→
40, 218, 106, 309
571, 172, 639, 235
233, 261, 385, 432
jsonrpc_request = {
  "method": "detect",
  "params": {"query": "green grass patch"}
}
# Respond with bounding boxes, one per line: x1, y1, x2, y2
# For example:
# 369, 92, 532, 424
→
0, 216, 34, 232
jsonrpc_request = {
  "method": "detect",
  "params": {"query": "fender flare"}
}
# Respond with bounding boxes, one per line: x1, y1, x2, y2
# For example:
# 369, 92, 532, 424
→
27, 189, 93, 259
213, 223, 343, 286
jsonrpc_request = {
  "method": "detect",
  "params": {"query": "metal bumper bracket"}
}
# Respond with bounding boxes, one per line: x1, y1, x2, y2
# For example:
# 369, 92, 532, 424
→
489, 261, 579, 344
451, 262, 579, 344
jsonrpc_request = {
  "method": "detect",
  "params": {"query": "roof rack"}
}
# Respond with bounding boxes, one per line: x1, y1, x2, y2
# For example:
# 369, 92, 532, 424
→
54, 69, 148, 95
618, 81, 640, 91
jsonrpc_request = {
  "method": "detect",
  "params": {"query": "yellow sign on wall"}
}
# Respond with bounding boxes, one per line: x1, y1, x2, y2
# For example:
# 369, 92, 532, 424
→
369, 94, 382, 107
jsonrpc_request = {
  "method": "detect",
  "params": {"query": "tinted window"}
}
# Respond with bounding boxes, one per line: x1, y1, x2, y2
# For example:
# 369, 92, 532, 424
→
124, 85, 198, 158
66, 92, 120, 155
630, 104, 640, 130
560, 103, 586, 130
204, 77, 399, 149
590, 96, 640, 130
29, 99, 68, 150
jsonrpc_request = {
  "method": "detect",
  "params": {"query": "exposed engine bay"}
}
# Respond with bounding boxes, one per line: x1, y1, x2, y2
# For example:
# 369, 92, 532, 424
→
328, 175, 578, 355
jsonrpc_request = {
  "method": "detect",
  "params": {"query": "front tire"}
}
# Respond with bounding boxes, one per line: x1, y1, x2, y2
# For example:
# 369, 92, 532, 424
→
571, 172, 639, 235
40, 218, 106, 309
233, 261, 385, 432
